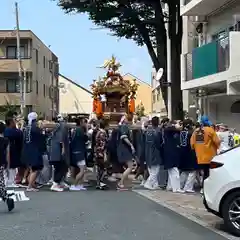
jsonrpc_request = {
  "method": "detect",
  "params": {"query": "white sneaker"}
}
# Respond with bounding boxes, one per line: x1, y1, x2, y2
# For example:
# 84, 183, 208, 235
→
70, 185, 81, 191
77, 185, 87, 190
50, 183, 64, 192
173, 189, 185, 193
144, 183, 155, 190
26, 187, 39, 192
100, 182, 107, 187
140, 180, 146, 186
47, 180, 53, 186
185, 189, 195, 193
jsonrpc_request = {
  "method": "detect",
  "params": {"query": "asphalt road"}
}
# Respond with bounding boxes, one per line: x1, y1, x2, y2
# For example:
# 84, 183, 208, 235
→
0, 189, 226, 240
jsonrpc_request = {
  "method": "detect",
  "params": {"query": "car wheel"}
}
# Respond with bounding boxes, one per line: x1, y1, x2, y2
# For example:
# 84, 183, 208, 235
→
222, 191, 240, 237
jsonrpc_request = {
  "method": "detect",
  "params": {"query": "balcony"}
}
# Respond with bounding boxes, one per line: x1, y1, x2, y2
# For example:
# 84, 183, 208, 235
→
181, 0, 236, 16
181, 32, 240, 94
0, 92, 32, 106
185, 36, 229, 81
0, 57, 32, 72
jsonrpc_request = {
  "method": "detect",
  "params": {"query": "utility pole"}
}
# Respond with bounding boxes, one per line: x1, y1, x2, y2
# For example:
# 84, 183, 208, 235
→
15, 2, 24, 115
23, 69, 26, 110
164, 3, 172, 120
52, 61, 54, 119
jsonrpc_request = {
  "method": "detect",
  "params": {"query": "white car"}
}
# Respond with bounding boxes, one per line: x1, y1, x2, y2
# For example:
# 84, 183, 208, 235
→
203, 145, 240, 236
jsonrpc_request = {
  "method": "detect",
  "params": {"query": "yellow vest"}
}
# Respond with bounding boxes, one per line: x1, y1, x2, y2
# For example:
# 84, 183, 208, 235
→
233, 135, 240, 146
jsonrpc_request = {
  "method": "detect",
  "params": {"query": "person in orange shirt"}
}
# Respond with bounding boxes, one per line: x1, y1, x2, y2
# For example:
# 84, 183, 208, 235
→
190, 116, 220, 181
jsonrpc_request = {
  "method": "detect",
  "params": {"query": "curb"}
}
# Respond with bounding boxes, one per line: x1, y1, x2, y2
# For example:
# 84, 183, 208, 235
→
133, 190, 238, 240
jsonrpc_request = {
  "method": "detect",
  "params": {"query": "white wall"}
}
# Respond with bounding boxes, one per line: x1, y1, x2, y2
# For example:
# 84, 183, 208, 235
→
207, 95, 240, 132
59, 75, 92, 114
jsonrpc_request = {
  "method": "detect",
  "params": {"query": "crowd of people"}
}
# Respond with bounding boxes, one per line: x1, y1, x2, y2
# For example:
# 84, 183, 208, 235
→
0, 111, 239, 212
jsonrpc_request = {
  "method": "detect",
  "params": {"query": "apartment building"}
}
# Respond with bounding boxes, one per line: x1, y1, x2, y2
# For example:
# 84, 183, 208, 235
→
0, 30, 59, 119
181, 0, 240, 130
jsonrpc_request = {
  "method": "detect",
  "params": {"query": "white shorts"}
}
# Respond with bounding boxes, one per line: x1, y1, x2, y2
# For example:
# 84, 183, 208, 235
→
77, 160, 86, 167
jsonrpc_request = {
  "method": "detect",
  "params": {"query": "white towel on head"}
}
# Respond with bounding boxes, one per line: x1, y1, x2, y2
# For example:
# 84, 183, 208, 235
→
28, 112, 38, 125
57, 114, 64, 121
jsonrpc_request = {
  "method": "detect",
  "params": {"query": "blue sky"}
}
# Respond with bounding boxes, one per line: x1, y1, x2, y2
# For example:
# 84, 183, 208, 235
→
1, 0, 152, 89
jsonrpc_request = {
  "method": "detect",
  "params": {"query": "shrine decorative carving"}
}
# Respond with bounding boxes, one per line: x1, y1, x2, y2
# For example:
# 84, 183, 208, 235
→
90, 55, 139, 125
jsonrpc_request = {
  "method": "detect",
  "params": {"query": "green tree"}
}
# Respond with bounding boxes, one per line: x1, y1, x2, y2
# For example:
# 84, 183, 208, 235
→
0, 99, 18, 120
136, 102, 145, 118
55, 0, 183, 119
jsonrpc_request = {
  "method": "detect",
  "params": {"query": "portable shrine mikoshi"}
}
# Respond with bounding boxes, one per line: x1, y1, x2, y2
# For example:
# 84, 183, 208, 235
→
41, 121, 76, 129
91, 56, 139, 127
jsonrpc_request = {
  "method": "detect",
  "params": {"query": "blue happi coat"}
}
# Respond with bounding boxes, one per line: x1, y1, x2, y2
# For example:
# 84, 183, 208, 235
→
4, 127, 23, 168
144, 126, 163, 167
132, 128, 144, 163
22, 122, 44, 168
179, 130, 198, 171
107, 128, 119, 164
117, 124, 133, 164
70, 127, 88, 166
49, 121, 70, 165
163, 126, 181, 169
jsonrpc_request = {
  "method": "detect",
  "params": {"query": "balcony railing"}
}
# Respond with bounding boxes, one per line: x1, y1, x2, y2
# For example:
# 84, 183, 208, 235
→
185, 36, 230, 81
0, 55, 31, 60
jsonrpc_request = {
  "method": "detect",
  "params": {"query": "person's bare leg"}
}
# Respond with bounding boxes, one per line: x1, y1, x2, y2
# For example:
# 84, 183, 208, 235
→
119, 161, 133, 187
75, 166, 86, 189
28, 170, 38, 191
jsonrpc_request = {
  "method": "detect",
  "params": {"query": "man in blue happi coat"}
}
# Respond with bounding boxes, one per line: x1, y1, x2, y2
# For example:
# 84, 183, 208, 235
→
143, 117, 163, 190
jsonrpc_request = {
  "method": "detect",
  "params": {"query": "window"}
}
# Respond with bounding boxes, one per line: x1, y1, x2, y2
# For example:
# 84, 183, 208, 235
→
54, 63, 59, 76
6, 46, 25, 59
36, 80, 38, 94
43, 56, 46, 68
6, 79, 19, 93
49, 86, 54, 99
43, 84, 46, 97
36, 49, 38, 63
26, 77, 30, 93
49, 60, 53, 72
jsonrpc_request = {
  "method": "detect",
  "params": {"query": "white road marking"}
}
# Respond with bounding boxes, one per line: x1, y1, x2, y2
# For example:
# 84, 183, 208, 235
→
0, 190, 30, 202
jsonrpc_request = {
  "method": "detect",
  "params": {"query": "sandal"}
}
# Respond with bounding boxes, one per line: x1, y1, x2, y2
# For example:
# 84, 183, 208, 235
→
117, 183, 129, 191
